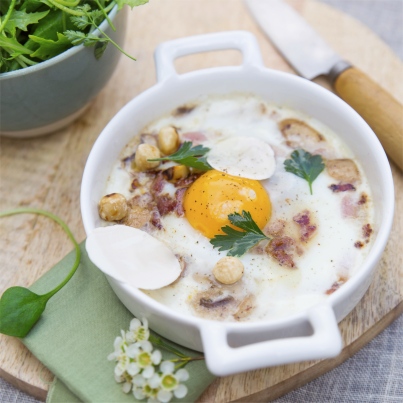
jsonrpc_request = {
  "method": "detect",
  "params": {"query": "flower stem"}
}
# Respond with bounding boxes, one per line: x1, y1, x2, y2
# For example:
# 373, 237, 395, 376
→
0, 208, 81, 298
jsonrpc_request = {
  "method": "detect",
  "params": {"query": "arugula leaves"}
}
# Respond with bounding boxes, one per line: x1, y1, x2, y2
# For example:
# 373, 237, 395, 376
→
149, 141, 213, 171
0, 0, 148, 73
284, 149, 325, 195
0, 208, 81, 338
210, 211, 270, 257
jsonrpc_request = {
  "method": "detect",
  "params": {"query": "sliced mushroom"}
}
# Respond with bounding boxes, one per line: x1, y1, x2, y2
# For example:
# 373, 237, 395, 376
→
326, 158, 360, 183
279, 119, 324, 151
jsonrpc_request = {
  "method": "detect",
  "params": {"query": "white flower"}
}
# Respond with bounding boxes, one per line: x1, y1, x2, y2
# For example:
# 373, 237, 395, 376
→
154, 361, 189, 401
126, 317, 150, 343
107, 331, 128, 361
109, 317, 190, 403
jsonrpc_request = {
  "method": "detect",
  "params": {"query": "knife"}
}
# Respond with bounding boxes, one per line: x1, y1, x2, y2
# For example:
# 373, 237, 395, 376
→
245, 0, 403, 171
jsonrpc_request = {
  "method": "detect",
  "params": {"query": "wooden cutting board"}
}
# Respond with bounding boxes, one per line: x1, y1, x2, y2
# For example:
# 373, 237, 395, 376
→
0, 0, 402, 401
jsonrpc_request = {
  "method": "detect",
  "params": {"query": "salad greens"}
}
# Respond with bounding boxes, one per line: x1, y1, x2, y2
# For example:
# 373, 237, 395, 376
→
0, 208, 81, 337
0, 0, 148, 73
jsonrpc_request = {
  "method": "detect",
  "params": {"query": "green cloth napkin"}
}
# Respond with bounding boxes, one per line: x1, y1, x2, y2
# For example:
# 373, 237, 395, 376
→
22, 243, 216, 402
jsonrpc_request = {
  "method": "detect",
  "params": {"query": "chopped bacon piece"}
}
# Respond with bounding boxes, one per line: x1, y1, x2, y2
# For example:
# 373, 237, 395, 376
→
174, 174, 200, 188
200, 296, 235, 309
174, 105, 196, 116
174, 188, 186, 216
358, 193, 368, 205
354, 241, 364, 249
156, 194, 176, 216
266, 236, 297, 268
293, 210, 317, 242
329, 183, 356, 193
325, 277, 347, 295
150, 209, 162, 229
266, 219, 286, 237
362, 223, 373, 239
151, 172, 166, 195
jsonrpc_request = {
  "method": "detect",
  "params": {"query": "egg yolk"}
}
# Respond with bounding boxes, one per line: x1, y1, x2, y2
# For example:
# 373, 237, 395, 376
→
183, 170, 271, 239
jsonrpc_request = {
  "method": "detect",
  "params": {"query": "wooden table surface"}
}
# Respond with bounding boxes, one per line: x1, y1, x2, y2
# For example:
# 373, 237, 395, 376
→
0, 0, 402, 401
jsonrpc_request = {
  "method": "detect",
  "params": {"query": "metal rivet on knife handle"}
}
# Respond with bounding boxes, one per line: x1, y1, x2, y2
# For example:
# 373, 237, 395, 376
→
333, 67, 403, 171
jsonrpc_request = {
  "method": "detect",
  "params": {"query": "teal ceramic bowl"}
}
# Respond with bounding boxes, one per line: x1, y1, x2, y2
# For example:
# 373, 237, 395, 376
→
0, 5, 127, 138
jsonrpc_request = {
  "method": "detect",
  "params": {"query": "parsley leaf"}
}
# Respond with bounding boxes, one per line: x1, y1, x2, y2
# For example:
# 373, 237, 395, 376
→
210, 211, 270, 257
284, 149, 325, 195
149, 141, 212, 171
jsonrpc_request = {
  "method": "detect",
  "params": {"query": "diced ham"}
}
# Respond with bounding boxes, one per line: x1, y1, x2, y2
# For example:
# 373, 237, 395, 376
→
181, 132, 207, 144
341, 195, 358, 218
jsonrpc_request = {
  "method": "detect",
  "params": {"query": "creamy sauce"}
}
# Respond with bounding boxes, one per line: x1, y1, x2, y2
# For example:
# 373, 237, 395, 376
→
104, 93, 374, 322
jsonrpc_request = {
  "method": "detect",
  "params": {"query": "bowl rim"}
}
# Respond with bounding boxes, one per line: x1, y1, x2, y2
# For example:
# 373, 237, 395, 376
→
0, 4, 119, 80
80, 64, 395, 331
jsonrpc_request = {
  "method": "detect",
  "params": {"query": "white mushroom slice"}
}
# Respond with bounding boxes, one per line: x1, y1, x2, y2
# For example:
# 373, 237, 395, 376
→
86, 225, 181, 290
207, 136, 276, 180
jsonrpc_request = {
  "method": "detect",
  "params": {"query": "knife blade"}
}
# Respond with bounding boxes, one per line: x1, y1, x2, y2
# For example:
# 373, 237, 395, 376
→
245, 0, 403, 170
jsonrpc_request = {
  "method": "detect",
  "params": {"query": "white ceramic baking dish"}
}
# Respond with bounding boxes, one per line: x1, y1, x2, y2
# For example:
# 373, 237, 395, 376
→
80, 31, 394, 376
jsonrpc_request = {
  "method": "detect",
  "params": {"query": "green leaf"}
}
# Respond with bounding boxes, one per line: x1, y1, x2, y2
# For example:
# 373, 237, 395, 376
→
24, 9, 75, 51
0, 208, 81, 338
284, 149, 325, 195
149, 141, 212, 171
0, 287, 49, 337
116, 0, 149, 10
3, 9, 49, 36
210, 211, 270, 257
94, 40, 108, 59
29, 32, 71, 59
0, 36, 32, 57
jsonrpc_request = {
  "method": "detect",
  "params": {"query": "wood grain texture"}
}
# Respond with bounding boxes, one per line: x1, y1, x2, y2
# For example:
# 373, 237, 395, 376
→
0, 0, 402, 401
334, 66, 403, 170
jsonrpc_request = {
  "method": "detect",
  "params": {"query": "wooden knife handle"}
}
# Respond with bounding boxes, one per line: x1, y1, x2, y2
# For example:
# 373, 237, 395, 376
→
333, 66, 403, 171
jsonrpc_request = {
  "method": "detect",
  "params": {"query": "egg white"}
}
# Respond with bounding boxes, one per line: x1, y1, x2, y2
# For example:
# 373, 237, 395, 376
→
105, 93, 374, 322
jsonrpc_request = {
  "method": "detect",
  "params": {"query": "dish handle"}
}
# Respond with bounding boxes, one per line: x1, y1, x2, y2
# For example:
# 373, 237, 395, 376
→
199, 304, 342, 376
154, 30, 264, 82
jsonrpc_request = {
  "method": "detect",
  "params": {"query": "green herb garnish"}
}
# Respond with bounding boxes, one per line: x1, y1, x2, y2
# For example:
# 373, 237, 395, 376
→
149, 141, 212, 171
283, 149, 325, 195
0, 0, 148, 73
0, 208, 80, 337
210, 210, 270, 257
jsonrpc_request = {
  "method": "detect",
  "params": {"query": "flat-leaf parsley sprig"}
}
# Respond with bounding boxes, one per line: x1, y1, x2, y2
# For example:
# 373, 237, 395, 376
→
0, 208, 81, 338
283, 149, 325, 195
108, 317, 203, 402
148, 141, 212, 171
210, 210, 270, 257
